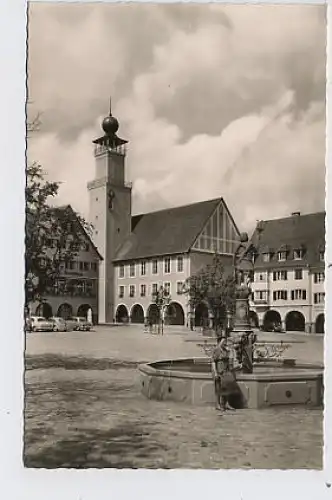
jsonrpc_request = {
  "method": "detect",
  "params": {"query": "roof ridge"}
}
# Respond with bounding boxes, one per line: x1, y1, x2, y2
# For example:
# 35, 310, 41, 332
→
259, 211, 325, 224
132, 197, 222, 218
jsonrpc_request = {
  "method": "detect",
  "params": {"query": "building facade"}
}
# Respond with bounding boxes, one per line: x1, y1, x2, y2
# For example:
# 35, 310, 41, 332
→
87, 106, 240, 325
30, 206, 102, 323
249, 212, 325, 333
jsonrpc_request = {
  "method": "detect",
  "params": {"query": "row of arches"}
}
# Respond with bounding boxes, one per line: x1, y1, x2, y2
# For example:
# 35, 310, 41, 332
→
116, 302, 187, 325
251, 309, 324, 334
116, 302, 223, 327
34, 302, 93, 320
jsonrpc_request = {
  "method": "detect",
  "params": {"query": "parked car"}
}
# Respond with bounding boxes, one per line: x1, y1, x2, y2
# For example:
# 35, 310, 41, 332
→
66, 316, 92, 331
50, 317, 67, 332
30, 316, 54, 332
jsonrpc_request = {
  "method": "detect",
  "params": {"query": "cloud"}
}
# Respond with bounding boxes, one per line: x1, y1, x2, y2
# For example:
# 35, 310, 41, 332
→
28, 3, 326, 232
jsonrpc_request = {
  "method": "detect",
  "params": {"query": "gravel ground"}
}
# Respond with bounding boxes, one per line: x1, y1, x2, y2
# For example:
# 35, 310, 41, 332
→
24, 326, 323, 469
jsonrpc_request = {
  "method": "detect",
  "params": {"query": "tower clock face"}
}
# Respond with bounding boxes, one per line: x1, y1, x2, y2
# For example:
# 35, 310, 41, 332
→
108, 189, 115, 210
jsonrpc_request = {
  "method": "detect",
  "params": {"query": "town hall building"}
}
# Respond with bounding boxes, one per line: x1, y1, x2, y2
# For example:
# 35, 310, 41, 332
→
87, 105, 241, 326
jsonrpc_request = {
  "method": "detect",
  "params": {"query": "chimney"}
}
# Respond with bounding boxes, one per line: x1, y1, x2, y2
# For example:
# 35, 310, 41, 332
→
291, 211, 301, 216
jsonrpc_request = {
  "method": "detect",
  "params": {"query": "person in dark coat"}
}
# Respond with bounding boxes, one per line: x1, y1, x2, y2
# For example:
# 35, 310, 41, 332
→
211, 336, 241, 411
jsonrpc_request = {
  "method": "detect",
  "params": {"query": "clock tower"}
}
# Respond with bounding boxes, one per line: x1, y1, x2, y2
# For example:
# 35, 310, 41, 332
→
87, 100, 132, 323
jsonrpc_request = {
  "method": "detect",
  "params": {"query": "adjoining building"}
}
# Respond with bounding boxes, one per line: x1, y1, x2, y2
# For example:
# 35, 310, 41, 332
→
249, 211, 325, 333
29, 205, 102, 323
87, 106, 241, 326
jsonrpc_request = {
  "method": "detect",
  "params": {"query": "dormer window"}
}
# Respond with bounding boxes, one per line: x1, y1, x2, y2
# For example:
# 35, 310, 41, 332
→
278, 251, 287, 262
262, 253, 270, 263
293, 249, 304, 260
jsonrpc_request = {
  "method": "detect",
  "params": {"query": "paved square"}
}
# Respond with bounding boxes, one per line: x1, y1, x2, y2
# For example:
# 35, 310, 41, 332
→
24, 326, 323, 469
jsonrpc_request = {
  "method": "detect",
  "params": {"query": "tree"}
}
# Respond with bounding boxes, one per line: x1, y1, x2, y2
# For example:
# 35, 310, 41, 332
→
26, 114, 92, 310
151, 285, 171, 335
184, 253, 236, 334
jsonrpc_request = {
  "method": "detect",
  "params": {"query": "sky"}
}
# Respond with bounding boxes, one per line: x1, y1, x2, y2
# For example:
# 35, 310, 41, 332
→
27, 2, 326, 232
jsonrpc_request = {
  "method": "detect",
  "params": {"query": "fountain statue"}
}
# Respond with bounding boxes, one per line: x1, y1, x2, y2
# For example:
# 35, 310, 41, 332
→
231, 232, 256, 374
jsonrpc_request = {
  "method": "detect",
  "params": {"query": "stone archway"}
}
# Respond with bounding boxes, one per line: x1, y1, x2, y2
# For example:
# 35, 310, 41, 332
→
285, 311, 305, 332
147, 304, 160, 324
249, 310, 259, 328
166, 302, 185, 326
35, 302, 53, 319
131, 304, 145, 324
115, 304, 129, 323
315, 313, 325, 334
77, 304, 92, 319
195, 302, 209, 327
57, 303, 73, 320
263, 310, 281, 331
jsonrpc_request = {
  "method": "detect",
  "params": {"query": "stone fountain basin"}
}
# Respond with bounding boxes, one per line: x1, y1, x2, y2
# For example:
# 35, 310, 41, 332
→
138, 358, 323, 409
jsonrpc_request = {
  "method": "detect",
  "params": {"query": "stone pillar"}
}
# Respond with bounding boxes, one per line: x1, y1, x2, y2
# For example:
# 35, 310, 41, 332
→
305, 322, 313, 334
281, 320, 286, 332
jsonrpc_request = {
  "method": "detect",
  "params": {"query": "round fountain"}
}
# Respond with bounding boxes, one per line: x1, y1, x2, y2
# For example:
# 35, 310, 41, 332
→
139, 235, 324, 409
138, 351, 323, 409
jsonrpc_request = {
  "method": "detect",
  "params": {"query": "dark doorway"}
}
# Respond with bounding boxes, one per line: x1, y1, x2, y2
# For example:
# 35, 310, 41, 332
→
35, 302, 53, 319
77, 304, 92, 319
131, 304, 145, 324
315, 313, 324, 334
115, 305, 129, 323
166, 302, 185, 326
263, 310, 282, 331
285, 311, 305, 332
57, 303, 73, 320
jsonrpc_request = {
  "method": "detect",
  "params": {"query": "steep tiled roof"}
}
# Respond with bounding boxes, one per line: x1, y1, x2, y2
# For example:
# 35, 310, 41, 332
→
249, 212, 325, 269
53, 205, 103, 260
114, 198, 222, 261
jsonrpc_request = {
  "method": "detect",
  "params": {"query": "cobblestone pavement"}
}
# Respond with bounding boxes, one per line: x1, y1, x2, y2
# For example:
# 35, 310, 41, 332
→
24, 327, 323, 469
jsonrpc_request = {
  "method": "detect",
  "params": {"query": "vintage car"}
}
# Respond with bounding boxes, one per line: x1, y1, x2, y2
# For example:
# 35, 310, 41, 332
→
50, 317, 67, 332
29, 316, 54, 332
